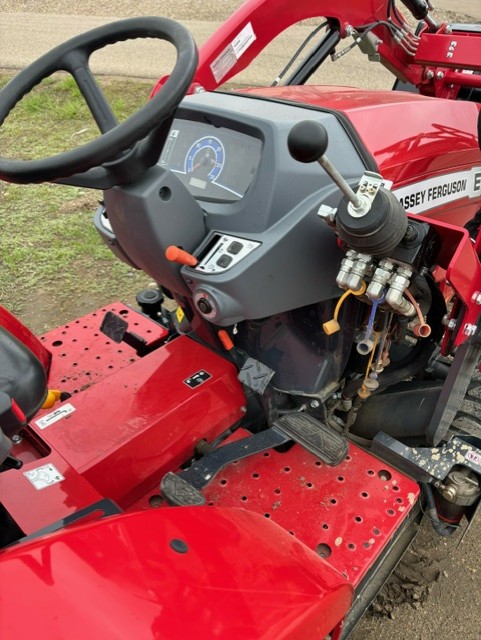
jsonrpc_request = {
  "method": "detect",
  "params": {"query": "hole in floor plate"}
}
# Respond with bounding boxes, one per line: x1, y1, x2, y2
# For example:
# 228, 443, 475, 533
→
354, 516, 362, 523
363, 541, 371, 548
284, 466, 291, 473
51, 340, 63, 347
378, 469, 392, 481
348, 543, 356, 550
345, 455, 352, 461
252, 472, 259, 479
322, 523, 329, 530
148, 494, 163, 508
264, 513, 270, 518
395, 497, 403, 504
367, 469, 375, 476
337, 476, 345, 482
263, 452, 270, 457
119, 309, 129, 315
315, 461, 322, 466
392, 485, 400, 491
387, 509, 395, 516
274, 488, 281, 495
306, 482, 313, 488
373, 527, 381, 536
361, 492, 369, 498
316, 543, 332, 559
241, 496, 248, 501
330, 498, 337, 505
219, 479, 227, 486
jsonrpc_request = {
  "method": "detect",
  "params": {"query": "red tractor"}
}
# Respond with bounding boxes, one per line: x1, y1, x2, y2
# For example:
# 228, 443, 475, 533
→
0, 1, 480, 637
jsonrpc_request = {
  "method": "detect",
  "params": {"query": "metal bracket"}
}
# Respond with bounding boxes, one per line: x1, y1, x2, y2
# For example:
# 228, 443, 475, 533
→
372, 432, 481, 482
426, 322, 481, 445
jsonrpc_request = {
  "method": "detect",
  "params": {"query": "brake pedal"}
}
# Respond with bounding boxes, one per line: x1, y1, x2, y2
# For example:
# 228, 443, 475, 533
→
161, 472, 206, 506
273, 413, 348, 466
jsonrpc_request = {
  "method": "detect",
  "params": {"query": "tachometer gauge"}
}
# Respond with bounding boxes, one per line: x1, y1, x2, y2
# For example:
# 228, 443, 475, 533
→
185, 136, 225, 185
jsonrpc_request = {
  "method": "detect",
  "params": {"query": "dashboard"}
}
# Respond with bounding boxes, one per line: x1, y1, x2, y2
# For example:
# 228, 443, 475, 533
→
159, 120, 263, 202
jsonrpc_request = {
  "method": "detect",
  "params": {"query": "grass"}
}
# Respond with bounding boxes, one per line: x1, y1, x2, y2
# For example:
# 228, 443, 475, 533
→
0, 71, 156, 332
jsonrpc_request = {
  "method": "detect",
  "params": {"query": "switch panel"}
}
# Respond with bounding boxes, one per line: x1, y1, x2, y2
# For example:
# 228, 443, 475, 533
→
195, 234, 261, 274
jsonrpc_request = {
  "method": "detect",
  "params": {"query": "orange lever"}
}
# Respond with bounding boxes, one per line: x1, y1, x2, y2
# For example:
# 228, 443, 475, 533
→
165, 245, 198, 267
218, 329, 234, 351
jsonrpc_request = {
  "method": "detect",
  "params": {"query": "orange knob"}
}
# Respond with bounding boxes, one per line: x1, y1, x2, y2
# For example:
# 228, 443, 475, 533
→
165, 245, 198, 267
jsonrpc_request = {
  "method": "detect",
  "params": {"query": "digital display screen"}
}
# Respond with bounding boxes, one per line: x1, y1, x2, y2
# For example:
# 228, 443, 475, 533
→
160, 120, 262, 202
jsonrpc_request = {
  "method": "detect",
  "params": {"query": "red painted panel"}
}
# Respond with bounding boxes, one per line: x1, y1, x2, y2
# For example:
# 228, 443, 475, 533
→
0, 451, 104, 534
28, 335, 246, 508
0, 507, 352, 640
240, 86, 481, 200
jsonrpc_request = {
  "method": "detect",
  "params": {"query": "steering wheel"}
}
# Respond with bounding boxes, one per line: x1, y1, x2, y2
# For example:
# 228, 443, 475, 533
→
0, 17, 198, 187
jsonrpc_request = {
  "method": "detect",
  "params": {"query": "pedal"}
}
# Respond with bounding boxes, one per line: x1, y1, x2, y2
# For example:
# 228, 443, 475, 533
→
273, 413, 348, 466
238, 357, 275, 395
161, 472, 206, 506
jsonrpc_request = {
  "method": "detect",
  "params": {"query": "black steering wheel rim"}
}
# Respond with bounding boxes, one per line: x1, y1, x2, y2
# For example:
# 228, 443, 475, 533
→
0, 17, 198, 185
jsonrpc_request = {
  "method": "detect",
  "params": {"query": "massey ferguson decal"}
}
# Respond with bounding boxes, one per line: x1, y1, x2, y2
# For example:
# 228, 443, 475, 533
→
393, 167, 481, 214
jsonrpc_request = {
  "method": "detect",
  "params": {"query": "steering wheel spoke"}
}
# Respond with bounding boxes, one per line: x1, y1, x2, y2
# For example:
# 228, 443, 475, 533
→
0, 17, 198, 186
63, 50, 119, 134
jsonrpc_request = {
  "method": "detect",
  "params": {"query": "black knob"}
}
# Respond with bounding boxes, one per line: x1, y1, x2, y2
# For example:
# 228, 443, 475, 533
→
287, 121, 329, 163
197, 297, 213, 315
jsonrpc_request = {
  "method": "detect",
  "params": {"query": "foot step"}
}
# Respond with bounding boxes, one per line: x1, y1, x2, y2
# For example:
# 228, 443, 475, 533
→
161, 472, 206, 506
273, 413, 347, 466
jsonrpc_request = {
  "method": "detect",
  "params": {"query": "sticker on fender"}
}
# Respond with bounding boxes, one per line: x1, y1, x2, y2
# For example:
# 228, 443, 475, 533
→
35, 402, 76, 429
24, 464, 65, 490
392, 167, 481, 214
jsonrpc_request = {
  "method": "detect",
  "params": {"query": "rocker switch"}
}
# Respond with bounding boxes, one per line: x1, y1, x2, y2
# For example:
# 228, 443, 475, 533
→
216, 254, 233, 268
227, 241, 243, 255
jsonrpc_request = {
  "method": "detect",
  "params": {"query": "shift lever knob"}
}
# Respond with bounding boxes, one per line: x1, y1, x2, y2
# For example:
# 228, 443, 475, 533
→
287, 120, 328, 163
288, 120, 364, 212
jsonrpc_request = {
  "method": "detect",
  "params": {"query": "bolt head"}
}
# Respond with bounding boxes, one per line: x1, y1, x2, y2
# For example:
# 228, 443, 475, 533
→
464, 323, 477, 337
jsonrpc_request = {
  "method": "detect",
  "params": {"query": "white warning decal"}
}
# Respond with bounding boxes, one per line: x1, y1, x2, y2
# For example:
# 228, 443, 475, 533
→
210, 22, 256, 83
24, 464, 65, 490
35, 402, 76, 430
392, 167, 481, 214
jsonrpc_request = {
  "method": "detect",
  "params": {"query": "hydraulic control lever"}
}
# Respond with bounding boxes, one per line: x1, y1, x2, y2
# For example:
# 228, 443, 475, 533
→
288, 120, 370, 217
287, 120, 408, 257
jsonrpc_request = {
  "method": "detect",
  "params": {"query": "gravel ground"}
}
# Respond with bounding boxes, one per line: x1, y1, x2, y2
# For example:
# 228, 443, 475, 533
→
1, 0, 243, 21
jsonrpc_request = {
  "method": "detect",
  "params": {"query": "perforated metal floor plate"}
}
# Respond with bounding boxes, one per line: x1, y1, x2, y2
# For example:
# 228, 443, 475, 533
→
202, 432, 420, 587
38, 302, 168, 396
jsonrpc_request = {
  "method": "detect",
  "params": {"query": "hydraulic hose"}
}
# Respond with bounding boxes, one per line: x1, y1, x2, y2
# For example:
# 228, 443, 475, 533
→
422, 482, 457, 537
